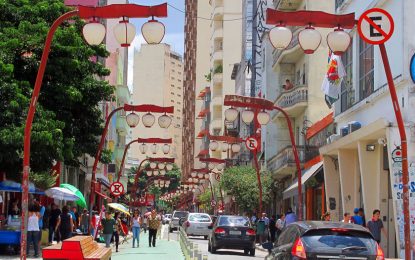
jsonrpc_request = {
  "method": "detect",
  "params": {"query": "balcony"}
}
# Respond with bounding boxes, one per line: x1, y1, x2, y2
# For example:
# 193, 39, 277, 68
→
209, 0, 223, 8
273, 0, 303, 11
211, 49, 223, 62
211, 94, 222, 107
212, 73, 223, 85
273, 85, 308, 119
116, 116, 128, 136
116, 84, 130, 104
210, 119, 222, 131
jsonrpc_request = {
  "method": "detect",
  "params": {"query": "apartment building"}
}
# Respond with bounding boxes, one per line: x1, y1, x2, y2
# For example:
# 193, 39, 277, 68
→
130, 44, 184, 168
319, 0, 415, 257
264, 0, 333, 218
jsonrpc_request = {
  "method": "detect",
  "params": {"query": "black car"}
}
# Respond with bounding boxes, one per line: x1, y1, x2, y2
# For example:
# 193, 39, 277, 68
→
263, 221, 385, 260
208, 215, 256, 256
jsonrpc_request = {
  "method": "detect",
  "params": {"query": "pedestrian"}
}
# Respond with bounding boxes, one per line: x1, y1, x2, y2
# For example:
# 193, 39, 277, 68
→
157, 212, 163, 239
321, 212, 331, 221
285, 207, 297, 225
269, 215, 277, 242
259, 213, 270, 244
342, 212, 352, 223
131, 210, 142, 248
112, 212, 122, 252
55, 205, 74, 242
148, 209, 160, 247
80, 209, 89, 234
34, 199, 45, 247
351, 208, 364, 226
101, 211, 116, 248
367, 209, 387, 244
27, 204, 41, 258
142, 215, 148, 233
275, 214, 285, 239
48, 203, 61, 245
359, 208, 366, 227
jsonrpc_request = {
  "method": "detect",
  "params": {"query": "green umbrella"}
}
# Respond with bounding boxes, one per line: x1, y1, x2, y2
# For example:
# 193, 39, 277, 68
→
60, 183, 87, 208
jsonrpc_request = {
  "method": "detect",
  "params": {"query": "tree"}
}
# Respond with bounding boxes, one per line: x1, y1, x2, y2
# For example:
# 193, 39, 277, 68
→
0, 0, 113, 185
220, 166, 273, 213
198, 189, 213, 213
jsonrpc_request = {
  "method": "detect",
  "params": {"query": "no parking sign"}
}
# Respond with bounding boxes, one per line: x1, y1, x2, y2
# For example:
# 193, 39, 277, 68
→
358, 8, 394, 45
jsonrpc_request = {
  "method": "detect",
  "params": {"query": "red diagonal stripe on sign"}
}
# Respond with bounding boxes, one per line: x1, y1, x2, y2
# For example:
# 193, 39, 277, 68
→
363, 15, 389, 38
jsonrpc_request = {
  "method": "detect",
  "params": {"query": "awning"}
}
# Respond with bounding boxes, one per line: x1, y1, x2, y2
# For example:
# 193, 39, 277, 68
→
282, 161, 323, 199
0, 180, 45, 195
96, 174, 111, 188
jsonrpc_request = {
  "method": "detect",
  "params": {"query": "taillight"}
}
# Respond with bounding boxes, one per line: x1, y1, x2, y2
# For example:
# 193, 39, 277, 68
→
331, 228, 348, 232
185, 221, 190, 227
246, 229, 256, 236
291, 238, 306, 259
376, 243, 384, 260
214, 227, 225, 234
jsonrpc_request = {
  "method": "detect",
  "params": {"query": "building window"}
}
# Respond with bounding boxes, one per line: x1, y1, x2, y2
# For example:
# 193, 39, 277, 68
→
340, 38, 354, 112
171, 84, 175, 88
359, 38, 374, 100
335, 0, 346, 9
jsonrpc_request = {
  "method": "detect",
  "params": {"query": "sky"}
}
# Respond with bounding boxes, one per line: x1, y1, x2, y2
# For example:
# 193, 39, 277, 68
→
128, 0, 185, 89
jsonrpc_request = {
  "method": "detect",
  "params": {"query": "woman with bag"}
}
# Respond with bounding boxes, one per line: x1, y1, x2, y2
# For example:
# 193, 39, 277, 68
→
27, 204, 41, 257
131, 210, 142, 248
55, 205, 74, 242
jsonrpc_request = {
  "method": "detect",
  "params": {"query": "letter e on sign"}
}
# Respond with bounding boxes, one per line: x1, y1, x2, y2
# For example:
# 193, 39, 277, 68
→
358, 8, 394, 45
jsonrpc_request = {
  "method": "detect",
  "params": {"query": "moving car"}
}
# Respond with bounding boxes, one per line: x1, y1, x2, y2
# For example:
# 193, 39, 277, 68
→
208, 215, 256, 256
263, 221, 385, 260
181, 213, 212, 239
169, 210, 189, 232
162, 214, 172, 225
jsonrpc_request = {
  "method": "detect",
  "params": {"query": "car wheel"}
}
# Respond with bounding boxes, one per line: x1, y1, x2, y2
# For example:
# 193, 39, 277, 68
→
204, 235, 208, 240
249, 248, 255, 256
244, 249, 249, 255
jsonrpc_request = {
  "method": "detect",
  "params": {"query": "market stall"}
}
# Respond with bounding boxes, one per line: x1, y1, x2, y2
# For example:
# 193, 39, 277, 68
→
0, 180, 44, 253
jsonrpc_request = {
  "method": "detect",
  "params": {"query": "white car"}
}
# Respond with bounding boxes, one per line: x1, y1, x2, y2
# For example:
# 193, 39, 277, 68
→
182, 213, 212, 239
163, 214, 172, 224
169, 210, 189, 232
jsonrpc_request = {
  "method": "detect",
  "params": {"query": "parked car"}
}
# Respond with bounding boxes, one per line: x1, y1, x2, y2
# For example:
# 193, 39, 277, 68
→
181, 213, 212, 239
207, 215, 256, 256
263, 221, 385, 260
162, 214, 172, 225
169, 210, 189, 232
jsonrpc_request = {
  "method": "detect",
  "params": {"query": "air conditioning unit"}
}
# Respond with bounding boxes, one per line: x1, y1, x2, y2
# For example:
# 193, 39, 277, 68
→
348, 121, 361, 133
340, 126, 349, 137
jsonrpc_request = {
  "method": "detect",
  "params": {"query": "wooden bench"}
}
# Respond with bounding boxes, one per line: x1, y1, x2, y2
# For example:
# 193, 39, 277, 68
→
42, 236, 111, 260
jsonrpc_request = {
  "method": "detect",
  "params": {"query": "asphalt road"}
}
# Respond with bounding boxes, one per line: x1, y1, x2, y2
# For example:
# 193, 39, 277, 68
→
169, 230, 268, 260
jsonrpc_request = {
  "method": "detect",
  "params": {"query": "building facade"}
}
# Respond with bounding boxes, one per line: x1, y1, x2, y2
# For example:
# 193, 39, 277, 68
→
130, 44, 184, 167
320, 0, 415, 258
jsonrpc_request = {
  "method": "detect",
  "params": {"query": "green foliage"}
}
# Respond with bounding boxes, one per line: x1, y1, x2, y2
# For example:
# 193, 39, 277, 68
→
28, 171, 57, 190
0, 0, 114, 180
100, 149, 112, 164
213, 64, 223, 74
220, 166, 273, 213
198, 189, 213, 213
204, 71, 211, 82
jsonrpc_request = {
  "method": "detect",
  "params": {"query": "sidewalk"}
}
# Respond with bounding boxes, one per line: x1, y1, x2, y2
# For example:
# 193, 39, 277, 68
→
112, 225, 184, 260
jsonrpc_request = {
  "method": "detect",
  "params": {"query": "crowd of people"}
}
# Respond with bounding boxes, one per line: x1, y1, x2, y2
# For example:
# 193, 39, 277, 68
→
19, 198, 164, 257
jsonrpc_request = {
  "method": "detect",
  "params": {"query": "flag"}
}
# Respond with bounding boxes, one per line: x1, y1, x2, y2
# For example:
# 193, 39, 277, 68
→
321, 53, 346, 108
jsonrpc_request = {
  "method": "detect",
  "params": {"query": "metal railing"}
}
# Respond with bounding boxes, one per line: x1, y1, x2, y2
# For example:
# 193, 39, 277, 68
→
178, 227, 207, 260
275, 85, 308, 109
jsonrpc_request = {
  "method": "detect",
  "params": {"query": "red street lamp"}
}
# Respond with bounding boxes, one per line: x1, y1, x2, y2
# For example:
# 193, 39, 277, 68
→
116, 138, 172, 182
20, 4, 167, 259
266, 8, 410, 259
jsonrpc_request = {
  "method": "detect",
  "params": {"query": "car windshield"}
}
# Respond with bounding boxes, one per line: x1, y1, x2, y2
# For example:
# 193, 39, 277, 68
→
165, 214, 172, 218
173, 212, 188, 218
189, 214, 211, 222
218, 216, 249, 227
302, 229, 377, 254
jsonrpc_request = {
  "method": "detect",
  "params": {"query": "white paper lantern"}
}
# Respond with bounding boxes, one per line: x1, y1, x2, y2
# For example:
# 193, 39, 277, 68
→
209, 141, 219, 151
158, 163, 166, 170
216, 163, 225, 171
221, 142, 229, 152
327, 28, 351, 55
153, 170, 160, 176
298, 26, 322, 54
142, 112, 156, 128
146, 171, 152, 177
162, 144, 170, 155
191, 172, 197, 178
151, 144, 158, 154
166, 164, 173, 171
208, 163, 216, 170
141, 19, 165, 44
231, 143, 241, 153
225, 107, 239, 122
269, 25, 293, 50
150, 162, 157, 169
126, 112, 140, 128
139, 143, 148, 154
160, 170, 166, 176
113, 19, 136, 47
158, 114, 172, 128
257, 111, 271, 125
197, 173, 204, 179
242, 110, 255, 124
83, 21, 106, 46
204, 173, 210, 179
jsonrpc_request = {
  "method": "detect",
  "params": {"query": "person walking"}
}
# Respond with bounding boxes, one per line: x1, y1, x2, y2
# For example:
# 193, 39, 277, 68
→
55, 205, 74, 242
142, 215, 148, 233
342, 212, 352, 223
80, 209, 89, 235
367, 209, 387, 244
69, 206, 79, 230
275, 214, 285, 239
48, 203, 61, 245
321, 212, 331, 221
112, 212, 122, 252
27, 204, 41, 258
285, 207, 297, 225
101, 211, 116, 249
269, 215, 277, 242
156, 212, 163, 239
351, 208, 364, 226
148, 210, 160, 247
131, 210, 142, 248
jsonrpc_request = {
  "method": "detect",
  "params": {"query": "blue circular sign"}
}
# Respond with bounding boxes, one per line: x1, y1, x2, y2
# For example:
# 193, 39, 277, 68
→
410, 54, 415, 84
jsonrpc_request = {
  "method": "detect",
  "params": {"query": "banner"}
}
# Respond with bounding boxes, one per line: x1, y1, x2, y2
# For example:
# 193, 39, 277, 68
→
321, 53, 346, 107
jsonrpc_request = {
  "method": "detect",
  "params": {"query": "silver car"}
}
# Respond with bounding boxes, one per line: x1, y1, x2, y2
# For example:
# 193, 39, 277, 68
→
163, 214, 172, 224
182, 213, 212, 239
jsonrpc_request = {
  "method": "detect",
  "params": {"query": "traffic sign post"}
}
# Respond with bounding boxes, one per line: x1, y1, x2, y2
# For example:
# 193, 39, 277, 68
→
210, 200, 216, 207
358, 8, 410, 260
245, 136, 259, 151
357, 8, 394, 45
110, 182, 125, 197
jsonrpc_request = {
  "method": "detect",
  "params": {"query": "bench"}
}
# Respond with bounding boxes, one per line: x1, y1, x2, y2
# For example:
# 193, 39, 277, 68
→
42, 236, 111, 260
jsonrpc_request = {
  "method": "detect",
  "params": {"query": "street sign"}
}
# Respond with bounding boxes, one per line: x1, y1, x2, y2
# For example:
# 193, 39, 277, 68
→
357, 8, 394, 45
110, 182, 124, 197
245, 136, 259, 151
211, 200, 217, 207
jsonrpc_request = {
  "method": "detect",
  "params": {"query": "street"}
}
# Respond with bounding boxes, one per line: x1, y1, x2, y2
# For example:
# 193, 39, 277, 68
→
169, 229, 268, 260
